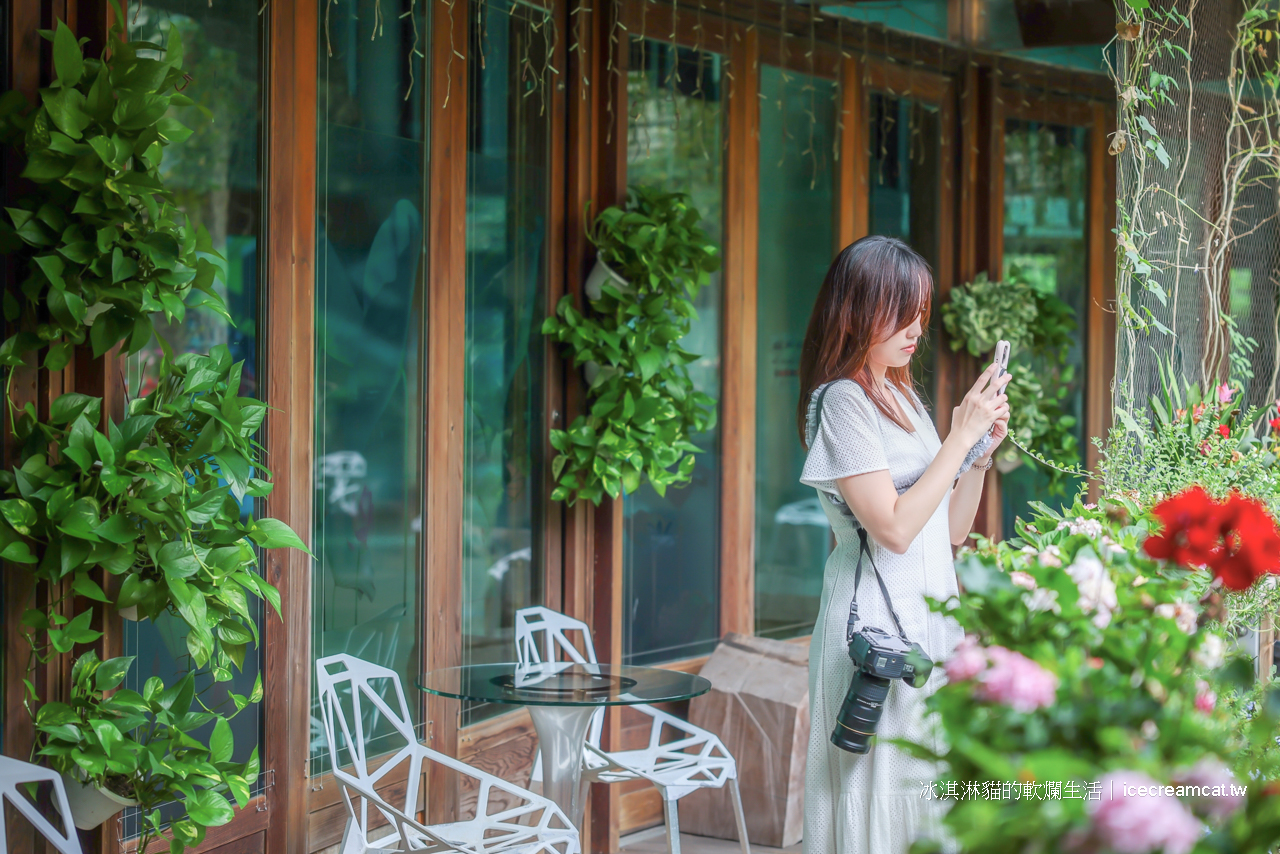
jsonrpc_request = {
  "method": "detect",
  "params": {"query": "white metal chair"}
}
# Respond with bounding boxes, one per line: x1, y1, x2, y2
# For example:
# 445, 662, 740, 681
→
315, 653, 580, 854
514, 607, 750, 854
0, 755, 84, 854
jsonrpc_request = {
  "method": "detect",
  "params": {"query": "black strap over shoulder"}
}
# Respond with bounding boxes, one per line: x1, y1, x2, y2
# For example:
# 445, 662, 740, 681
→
847, 528, 909, 644
810, 381, 910, 645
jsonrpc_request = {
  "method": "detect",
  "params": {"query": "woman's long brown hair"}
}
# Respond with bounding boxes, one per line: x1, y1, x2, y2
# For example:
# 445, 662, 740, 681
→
797, 235, 933, 445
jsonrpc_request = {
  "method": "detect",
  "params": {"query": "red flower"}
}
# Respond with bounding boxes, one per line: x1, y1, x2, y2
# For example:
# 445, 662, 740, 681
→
1270, 416, 1280, 433
1198, 440, 1213, 456
1218, 424, 1231, 439
1145, 488, 1280, 591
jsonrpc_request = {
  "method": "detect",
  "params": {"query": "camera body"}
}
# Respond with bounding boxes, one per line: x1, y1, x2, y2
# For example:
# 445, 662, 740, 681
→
830, 627, 933, 754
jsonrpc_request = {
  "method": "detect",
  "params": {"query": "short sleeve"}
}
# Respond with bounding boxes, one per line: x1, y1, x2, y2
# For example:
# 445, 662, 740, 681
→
800, 381, 889, 495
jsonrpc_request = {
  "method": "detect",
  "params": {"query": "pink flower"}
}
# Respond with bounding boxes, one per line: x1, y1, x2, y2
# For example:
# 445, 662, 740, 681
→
1173, 758, 1245, 820
1089, 770, 1203, 854
1153, 602, 1199, 635
974, 646, 1058, 712
1194, 679, 1216, 713
1199, 439, 1212, 456
944, 635, 988, 683
1217, 383, 1233, 404
1010, 571, 1037, 590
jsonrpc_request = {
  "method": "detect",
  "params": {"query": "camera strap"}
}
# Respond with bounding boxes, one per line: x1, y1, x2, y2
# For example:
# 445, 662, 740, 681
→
847, 527, 909, 644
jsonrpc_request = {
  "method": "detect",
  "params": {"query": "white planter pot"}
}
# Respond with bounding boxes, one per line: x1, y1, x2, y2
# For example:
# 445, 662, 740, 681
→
62, 774, 138, 830
584, 258, 630, 301
118, 604, 140, 621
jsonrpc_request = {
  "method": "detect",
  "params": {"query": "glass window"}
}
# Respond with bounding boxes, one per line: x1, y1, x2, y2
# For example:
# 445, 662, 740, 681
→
122, 0, 264, 833
1000, 119, 1088, 529
869, 92, 943, 412
623, 38, 724, 665
754, 65, 837, 640
312, 0, 428, 769
462, 0, 552, 723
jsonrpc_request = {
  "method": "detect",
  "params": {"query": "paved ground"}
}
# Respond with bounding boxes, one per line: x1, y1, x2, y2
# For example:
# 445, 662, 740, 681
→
619, 826, 802, 854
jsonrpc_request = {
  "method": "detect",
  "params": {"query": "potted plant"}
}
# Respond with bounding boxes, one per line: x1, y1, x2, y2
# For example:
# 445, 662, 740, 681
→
542, 185, 720, 504
941, 269, 1080, 485
0, 11, 302, 850
35, 651, 260, 846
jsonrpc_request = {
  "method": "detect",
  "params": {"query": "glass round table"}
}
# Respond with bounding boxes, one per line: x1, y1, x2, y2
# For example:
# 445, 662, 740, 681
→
418, 662, 711, 828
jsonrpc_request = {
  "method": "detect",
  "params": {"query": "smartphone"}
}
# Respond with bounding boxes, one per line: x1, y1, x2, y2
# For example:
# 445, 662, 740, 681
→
993, 339, 1011, 378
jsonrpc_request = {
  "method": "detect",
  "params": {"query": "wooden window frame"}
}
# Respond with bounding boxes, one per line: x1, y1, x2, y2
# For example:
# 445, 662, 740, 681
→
980, 86, 1115, 539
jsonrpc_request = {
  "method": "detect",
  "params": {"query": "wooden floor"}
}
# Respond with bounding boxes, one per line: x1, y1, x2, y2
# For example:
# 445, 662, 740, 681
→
619, 826, 802, 854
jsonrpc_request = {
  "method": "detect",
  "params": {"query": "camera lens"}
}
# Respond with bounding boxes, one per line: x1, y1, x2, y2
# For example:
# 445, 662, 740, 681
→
830, 671, 891, 753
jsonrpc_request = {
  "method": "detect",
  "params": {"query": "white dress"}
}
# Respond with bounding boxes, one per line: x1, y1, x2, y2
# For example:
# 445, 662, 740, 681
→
800, 379, 964, 854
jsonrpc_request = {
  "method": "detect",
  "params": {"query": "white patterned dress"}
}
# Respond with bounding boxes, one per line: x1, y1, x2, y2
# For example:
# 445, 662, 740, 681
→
800, 379, 966, 854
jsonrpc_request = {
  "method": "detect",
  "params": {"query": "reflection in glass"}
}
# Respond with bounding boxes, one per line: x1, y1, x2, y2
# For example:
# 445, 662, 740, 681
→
1000, 119, 1088, 529
623, 38, 723, 665
869, 93, 942, 412
754, 66, 836, 640
313, 0, 428, 769
122, 0, 263, 834
463, 0, 552, 723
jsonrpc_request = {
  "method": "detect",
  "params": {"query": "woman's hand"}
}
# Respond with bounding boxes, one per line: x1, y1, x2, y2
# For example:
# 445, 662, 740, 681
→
951, 363, 1011, 447
986, 409, 1010, 456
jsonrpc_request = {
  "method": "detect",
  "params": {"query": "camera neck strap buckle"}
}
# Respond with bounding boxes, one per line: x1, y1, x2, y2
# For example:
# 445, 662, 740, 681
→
846, 527, 909, 645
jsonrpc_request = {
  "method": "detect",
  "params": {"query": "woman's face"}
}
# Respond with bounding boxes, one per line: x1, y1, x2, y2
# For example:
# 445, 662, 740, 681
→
869, 312, 924, 371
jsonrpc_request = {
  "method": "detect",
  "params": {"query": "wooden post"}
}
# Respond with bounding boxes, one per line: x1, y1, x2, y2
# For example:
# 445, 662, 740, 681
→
262, 0, 318, 851
719, 25, 760, 639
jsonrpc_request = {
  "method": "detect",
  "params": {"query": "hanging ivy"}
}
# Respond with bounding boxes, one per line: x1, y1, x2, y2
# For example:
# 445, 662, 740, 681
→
542, 185, 719, 505
0, 9, 303, 850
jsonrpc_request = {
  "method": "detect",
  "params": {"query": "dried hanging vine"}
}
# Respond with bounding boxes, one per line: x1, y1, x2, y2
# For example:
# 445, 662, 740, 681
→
1109, 0, 1280, 405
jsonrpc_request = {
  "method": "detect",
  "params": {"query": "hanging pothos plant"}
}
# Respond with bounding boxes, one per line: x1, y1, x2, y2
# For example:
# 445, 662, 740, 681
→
0, 10, 304, 850
941, 269, 1082, 492
542, 185, 720, 505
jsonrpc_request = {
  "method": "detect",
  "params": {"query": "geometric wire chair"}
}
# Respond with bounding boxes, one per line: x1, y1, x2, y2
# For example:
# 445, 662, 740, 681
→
0, 755, 84, 854
315, 653, 580, 854
514, 608, 750, 854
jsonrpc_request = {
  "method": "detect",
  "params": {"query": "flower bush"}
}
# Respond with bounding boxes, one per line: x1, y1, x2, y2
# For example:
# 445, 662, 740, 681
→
904, 493, 1280, 854
1100, 376, 1280, 633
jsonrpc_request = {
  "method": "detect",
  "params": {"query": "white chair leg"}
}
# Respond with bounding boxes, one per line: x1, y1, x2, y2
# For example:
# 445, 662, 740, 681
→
728, 778, 751, 854
663, 796, 682, 854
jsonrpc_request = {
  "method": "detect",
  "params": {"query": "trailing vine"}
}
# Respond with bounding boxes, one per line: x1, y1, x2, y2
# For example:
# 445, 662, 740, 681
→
0, 12, 303, 850
542, 185, 719, 505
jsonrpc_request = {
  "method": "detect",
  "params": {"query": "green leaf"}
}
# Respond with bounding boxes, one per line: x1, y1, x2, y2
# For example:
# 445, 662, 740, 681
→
184, 790, 234, 828
158, 540, 200, 579
248, 518, 309, 553
94, 656, 134, 692
52, 21, 85, 88
72, 573, 111, 603
210, 717, 234, 764
95, 514, 138, 544
0, 499, 37, 534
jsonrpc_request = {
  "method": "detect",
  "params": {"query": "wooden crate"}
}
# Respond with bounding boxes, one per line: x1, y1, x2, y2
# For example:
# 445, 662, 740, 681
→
681, 633, 809, 848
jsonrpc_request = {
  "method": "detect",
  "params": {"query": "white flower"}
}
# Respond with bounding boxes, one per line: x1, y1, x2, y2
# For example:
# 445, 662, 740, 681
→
1023, 589, 1062, 614
1192, 634, 1227, 670
1019, 545, 1038, 555
1140, 719, 1160, 740
1039, 545, 1063, 568
1154, 602, 1199, 635
1066, 552, 1118, 629
1010, 571, 1038, 590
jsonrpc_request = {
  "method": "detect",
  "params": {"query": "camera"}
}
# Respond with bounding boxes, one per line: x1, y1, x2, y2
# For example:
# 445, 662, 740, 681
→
830, 626, 934, 754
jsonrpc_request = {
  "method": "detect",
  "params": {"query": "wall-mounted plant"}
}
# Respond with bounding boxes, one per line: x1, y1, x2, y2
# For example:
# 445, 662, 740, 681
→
542, 185, 719, 505
0, 10, 303, 850
941, 268, 1081, 490
34, 651, 261, 845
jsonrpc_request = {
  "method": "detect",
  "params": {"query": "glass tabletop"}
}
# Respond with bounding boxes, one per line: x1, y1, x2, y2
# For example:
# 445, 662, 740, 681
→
416, 662, 711, 707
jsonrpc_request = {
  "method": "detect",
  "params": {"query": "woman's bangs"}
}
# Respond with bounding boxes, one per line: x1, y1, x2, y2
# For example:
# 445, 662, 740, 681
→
895, 259, 933, 331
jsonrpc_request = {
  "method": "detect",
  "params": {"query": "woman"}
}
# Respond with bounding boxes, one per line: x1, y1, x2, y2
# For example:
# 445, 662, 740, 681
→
799, 236, 1010, 854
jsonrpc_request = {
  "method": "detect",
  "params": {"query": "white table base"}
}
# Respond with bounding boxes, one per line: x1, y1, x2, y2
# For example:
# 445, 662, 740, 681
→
528, 705, 598, 830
